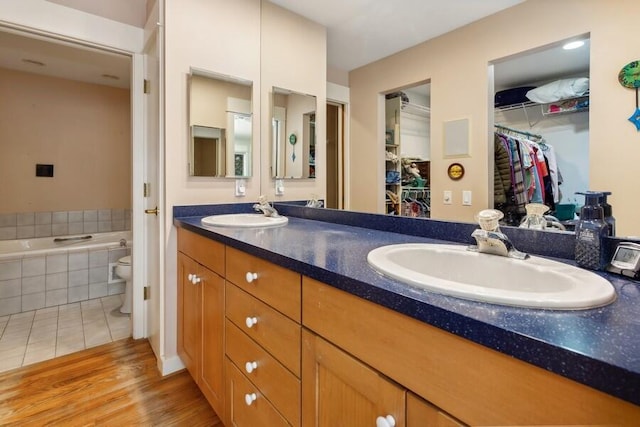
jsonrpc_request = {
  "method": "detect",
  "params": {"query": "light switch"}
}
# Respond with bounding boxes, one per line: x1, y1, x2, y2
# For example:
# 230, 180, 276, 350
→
235, 179, 246, 197
275, 179, 285, 196
443, 190, 452, 205
462, 190, 472, 206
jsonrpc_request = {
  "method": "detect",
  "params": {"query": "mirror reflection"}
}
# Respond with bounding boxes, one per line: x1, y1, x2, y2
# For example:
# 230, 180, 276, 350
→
271, 87, 317, 179
492, 36, 590, 231
188, 70, 252, 177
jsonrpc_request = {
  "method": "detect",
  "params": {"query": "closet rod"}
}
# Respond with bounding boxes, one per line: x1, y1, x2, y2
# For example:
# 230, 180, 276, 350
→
494, 123, 542, 140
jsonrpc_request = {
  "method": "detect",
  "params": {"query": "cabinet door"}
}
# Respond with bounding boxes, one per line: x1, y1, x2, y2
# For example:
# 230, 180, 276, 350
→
177, 253, 202, 381
200, 266, 225, 417
407, 393, 466, 427
302, 329, 405, 427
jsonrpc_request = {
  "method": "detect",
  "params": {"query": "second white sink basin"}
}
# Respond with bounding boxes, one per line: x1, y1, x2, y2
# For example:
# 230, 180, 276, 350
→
201, 213, 288, 228
367, 243, 616, 310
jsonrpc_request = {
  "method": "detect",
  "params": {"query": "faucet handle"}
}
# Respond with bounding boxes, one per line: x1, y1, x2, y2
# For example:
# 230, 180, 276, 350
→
475, 209, 504, 232
257, 195, 268, 205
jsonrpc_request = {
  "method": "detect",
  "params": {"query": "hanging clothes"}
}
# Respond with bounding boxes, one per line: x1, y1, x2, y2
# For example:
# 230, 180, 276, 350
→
493, 126, 563, 224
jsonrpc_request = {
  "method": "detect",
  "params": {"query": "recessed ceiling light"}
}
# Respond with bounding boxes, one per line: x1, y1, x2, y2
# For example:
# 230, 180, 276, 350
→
22, 59, 45, 66
563, 40, 585, 50
101, 74, 120, 80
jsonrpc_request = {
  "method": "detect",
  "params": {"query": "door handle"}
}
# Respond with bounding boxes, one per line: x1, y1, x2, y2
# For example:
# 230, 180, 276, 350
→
145, 206, 159, 216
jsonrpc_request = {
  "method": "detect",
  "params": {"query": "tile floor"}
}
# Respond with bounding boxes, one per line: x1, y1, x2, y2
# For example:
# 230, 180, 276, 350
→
0, 294, 131, 373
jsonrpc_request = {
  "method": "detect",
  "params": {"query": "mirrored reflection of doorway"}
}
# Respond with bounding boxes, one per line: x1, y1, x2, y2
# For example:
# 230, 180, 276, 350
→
326, 102, 343, 209
384, 83, 431, 217
491, 36, 590, 226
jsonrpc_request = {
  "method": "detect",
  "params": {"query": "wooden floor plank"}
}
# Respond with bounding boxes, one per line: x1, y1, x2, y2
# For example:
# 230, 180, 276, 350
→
0, 338, 222, 426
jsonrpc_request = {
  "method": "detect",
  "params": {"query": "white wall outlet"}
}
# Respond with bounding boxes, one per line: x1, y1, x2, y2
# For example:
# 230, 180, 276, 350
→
275, 179, 285, 196
235, 178, 246, 197
462, 190, 472, 206
443, 190, 452, 205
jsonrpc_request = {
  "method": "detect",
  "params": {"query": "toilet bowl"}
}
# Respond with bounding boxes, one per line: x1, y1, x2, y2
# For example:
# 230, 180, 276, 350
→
115, 255, 132, 314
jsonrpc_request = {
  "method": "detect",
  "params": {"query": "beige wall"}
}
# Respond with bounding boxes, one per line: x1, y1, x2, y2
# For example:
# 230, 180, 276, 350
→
260, 0, 326, 200
164, 0, 326, 365
349, 0, 640, 236
0, 67, 131, 213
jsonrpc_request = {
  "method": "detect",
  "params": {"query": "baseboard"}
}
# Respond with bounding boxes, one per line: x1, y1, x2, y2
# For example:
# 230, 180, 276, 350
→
158, 354, 185, 376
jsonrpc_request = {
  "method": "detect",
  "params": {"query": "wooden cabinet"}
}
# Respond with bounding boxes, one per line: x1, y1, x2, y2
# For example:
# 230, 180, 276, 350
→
302, 329, 405, 427
224, 246, 302, 426
176, 228, 640, 426
177, 228, 225, 417
302, 276, 640, 425
407, 393, 465, 427
177, 252, 201, 380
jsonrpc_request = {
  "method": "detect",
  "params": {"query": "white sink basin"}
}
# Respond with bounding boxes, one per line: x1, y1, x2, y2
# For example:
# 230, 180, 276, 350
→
201, 213, 288, 228
367, 243, 616, 310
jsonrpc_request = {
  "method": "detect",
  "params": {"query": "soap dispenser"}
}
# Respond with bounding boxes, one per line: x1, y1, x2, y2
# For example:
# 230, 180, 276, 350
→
575, 191, 608, 270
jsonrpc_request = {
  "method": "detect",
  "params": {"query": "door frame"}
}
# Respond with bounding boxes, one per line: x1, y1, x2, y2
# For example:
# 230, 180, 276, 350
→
327, 82, 350, 210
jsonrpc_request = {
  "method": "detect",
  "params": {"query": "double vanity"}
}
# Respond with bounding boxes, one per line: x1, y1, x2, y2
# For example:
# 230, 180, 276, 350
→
174, 202, 640, 426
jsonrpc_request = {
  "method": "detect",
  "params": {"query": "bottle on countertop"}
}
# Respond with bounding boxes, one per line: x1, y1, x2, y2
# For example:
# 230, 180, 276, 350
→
575, 191, 609, 270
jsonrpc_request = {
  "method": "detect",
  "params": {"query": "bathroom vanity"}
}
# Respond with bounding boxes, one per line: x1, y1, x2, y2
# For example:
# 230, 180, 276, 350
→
174, 204, 640, 426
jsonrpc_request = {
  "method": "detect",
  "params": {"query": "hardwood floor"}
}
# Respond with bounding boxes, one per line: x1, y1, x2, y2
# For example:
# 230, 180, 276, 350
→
0, 338, 222, 426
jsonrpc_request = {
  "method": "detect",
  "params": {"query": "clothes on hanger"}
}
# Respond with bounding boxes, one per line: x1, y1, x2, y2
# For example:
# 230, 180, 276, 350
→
494, 126, 563, 224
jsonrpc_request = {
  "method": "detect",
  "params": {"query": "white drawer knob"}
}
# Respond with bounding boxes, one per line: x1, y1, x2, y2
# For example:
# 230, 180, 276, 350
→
245, 272, 258, 283
245, 392, 257, 406
245, 361, 258, 373
190, 274, 201, 285
187, 273, 194, 281
245, 316, 258, 328
376, 415, 396, 427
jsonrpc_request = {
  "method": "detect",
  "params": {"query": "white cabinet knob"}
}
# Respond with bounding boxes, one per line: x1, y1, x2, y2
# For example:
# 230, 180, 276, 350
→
245, 361, 258, 374
376, 415, 396, 427
187, 273, 194, 281
245, 392, 257, 406
245, 272, 258, 283
245, 316, 258, 328
190, 274, 201, 285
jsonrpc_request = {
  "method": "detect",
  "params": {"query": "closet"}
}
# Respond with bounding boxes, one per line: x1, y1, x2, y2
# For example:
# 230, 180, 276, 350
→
492, 38, 590, 226
384, 84, 431, 217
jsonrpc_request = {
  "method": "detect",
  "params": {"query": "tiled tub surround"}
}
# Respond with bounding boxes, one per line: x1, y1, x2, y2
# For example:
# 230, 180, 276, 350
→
0, 231, 132, 316
174, 203, 640, 407
0, 209, 132, 241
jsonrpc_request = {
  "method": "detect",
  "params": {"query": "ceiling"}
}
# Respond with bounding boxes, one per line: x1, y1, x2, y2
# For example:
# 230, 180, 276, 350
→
269, 0, 524, 72
0, 0, 589, 92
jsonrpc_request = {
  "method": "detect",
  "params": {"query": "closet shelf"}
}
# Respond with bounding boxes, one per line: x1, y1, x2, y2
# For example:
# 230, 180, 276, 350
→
401, 101, 430, 117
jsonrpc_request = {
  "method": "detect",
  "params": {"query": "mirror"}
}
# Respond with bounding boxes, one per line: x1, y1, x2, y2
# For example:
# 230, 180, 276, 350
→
188, 70, 253, 177
271, 87, 317, 179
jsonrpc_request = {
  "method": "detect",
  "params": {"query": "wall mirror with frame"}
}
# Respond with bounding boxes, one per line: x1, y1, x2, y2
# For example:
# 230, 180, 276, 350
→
271, 86, 317, 179
188, 70, 253, 177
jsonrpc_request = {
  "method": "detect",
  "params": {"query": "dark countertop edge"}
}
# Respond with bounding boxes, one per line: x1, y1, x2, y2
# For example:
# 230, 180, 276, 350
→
173, 216, 639, 406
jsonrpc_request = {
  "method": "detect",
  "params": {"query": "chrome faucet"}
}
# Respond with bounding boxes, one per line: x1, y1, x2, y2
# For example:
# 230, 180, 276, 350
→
253, 195, 280, 217
468, 209, 528, 260
306, 194, 324, 208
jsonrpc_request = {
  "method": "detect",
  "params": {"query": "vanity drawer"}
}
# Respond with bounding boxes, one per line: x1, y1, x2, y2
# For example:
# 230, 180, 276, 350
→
226, 246, 301, 321
226, 319, 301, 425
226, 282, 301, 376
226, 358, 290, 427
177, 228, 225, 275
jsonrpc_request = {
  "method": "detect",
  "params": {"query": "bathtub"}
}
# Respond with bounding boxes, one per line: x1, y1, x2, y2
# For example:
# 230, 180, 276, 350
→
0, 231, 132, 316
0, 231, 132, 260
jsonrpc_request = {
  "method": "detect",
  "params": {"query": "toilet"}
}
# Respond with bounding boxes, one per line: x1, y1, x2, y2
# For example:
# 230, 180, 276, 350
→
115, 255, 133, 314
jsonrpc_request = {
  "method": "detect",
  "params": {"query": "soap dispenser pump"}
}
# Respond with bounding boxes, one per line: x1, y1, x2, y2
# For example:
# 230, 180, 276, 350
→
598, 191, 615, 236
575, 191, 608, 270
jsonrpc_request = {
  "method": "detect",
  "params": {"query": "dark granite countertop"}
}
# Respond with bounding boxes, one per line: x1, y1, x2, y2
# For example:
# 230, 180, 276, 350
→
174, 203, 640, 406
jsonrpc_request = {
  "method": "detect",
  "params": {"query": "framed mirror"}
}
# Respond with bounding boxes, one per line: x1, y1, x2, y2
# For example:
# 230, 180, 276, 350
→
188, 69, 253, 177
271, 87, 317, 179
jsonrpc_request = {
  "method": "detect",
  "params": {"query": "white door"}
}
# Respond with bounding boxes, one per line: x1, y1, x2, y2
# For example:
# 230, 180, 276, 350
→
140, 27, 162, 352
